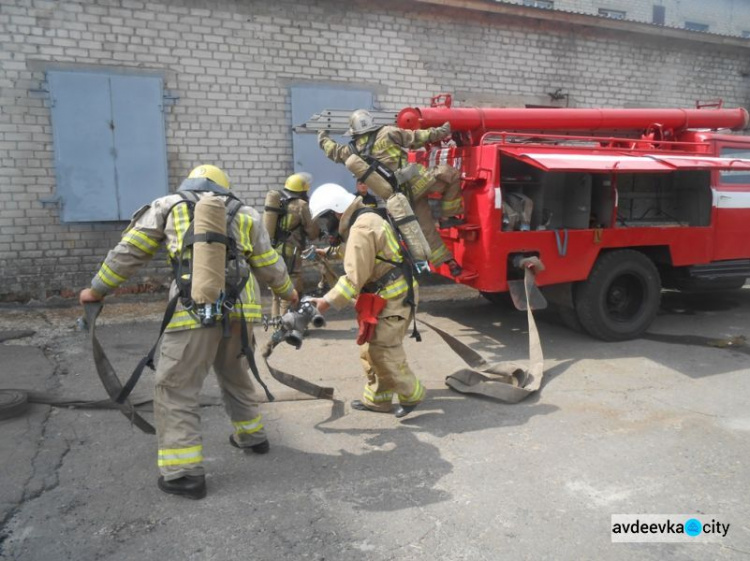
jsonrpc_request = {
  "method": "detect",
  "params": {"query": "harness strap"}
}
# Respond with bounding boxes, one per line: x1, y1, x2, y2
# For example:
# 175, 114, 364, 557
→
349, 134, 400, 192
188, 231, 229, 245
239, 310, 275, 402
373, 256, 420, 341
349, 130, 378, 158
362, 266, 403, 294
393, 214, 419, 228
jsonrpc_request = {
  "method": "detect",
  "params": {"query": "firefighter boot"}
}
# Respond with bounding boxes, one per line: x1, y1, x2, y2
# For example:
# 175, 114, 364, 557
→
350, 400, 393, 414
393, 403, 419, 419
157, 475, 207, 500
446, 259, 463, 277
229, 434, 271, 454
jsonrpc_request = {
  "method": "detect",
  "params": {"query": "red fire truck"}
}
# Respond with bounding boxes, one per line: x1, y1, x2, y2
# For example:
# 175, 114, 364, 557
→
398, 96, 750, 340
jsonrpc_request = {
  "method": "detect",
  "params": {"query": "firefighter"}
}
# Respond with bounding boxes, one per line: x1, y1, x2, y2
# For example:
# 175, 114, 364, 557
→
79, 164, 298, 500
307, 183, 425, 418
263, 172, 320, 318
356, 181, 380, 208
317, 108, 464, 276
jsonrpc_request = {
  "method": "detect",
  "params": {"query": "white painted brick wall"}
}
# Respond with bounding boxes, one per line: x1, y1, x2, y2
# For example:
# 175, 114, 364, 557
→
0, 0, 749, 299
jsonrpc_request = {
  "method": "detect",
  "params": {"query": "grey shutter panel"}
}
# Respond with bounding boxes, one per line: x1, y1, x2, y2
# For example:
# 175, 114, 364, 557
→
49, 71, 119, 222
110, 74, 168, 219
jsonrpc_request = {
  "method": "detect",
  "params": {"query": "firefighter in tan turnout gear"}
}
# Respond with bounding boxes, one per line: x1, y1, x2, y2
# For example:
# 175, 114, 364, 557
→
317, 108, 464, 277
308, 183, 425, 418
263, 172, 320, 317
79, 165, 298, 500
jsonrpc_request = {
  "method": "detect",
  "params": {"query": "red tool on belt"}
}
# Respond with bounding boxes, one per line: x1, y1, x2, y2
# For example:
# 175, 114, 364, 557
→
355, 293, 387, 345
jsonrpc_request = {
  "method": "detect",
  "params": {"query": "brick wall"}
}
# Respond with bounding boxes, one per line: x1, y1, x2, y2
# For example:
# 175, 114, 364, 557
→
1, 0, 749, 300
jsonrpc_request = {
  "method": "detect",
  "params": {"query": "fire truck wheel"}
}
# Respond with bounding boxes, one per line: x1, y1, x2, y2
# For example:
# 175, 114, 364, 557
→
575, 250, 661, 341
480, 291, 516, 309
556, 304, 583, 333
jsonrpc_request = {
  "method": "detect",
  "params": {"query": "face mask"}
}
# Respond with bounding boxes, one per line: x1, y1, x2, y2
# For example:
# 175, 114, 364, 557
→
317, 211, 342, 246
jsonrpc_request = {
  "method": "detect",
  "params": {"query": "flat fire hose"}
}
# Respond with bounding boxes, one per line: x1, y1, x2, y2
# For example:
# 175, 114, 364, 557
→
260, 342, 335, 400
424, 265, 544, 403
84, 302, 156, 434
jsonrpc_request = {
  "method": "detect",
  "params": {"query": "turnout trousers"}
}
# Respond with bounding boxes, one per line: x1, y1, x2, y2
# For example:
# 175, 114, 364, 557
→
358, 307, 425, 412
155, 323, 268, 480
406, 164, 463, 218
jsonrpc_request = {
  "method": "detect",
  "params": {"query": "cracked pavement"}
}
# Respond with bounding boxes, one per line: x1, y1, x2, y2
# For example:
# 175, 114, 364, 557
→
1, 284, 749, 560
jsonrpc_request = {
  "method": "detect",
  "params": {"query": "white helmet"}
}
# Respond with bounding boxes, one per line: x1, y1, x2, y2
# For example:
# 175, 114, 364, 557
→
346, 109, 380, 136
309, 183, 356, 219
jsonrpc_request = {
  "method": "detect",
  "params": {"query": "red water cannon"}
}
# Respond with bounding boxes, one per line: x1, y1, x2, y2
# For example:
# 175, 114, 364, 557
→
397, 103, 749, 145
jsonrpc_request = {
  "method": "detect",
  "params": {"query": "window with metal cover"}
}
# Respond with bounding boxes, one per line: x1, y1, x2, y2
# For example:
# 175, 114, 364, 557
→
652, 5, 665, 25
598, 8, 626, 20
684, 21, 709, 32
47, 70, 168, 223
522, 0, 554, 9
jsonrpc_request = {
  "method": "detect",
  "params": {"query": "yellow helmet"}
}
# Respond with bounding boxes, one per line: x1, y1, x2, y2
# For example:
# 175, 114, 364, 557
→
284, 172, 312, 193
188, 164, 230, 189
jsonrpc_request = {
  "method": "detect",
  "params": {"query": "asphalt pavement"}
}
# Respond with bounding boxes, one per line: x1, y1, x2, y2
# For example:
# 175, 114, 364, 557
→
1, 282, 749, 561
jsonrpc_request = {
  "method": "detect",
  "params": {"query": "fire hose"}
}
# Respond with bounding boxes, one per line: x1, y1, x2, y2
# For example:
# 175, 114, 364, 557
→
85, 302, 157, 433
428, 258, 545, 402
0, 301, 333, 431
0, 266, 543, 426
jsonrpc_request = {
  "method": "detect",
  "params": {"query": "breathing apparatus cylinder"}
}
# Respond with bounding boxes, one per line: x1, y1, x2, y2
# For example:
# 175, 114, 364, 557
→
344, 153, 430, 262
385, 193, 431, 262
344, 154, 394, 201
263, 190, 284, 243
191, 196, 226, 312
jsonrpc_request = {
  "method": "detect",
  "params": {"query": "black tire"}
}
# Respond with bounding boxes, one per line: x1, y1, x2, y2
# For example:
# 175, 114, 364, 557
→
0, 390, 30, 421
480, 291, 516, 309
557, 304, 584, 333
575, 250, 661, 341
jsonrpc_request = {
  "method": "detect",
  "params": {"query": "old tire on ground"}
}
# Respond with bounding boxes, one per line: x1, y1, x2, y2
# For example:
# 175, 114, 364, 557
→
575, 250, 661, 341
0, 390, 30, 421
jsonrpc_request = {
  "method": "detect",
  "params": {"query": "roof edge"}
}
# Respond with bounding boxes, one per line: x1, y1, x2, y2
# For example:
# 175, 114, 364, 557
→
411, 0, 750, 49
